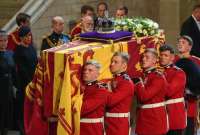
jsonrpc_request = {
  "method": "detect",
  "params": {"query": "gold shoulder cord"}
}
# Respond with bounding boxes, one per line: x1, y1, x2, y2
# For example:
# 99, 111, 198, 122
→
46, 37, 57, 48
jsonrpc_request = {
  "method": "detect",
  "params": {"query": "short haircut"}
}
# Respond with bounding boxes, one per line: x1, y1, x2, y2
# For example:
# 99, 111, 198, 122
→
97, 2, 108, 10
81, 5, 94, 15
193, 4, 200, 11
52, 16, 64, 25
0, 30, 7, 37
159, 44, 175, 54
84, 60, 101, 70
178, 35, 193, 46
113, 52, 130, 64
144, 48, 158, 58
16, 13, 30, 26
118, 6, 128, 15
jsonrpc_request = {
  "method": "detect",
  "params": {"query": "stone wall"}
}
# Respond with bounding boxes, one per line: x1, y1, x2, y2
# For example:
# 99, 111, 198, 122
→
0, 0, 26, 28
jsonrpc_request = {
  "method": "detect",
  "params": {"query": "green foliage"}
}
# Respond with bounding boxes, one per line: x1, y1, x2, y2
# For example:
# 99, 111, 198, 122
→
114, 17, 159, 37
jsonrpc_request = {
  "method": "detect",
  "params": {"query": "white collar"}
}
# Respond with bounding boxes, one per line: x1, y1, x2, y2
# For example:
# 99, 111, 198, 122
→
192, 15, 200, 24
192, 15, 200, 31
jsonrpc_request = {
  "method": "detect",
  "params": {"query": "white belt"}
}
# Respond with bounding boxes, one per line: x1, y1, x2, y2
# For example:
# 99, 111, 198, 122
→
80, 117, 104, 123
106, 112, 129, 118
140, 102, 165, 109
165, 97, 184, 105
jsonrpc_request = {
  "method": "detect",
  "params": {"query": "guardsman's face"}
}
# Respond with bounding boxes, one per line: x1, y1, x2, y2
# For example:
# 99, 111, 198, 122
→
0, 35, 8, 50
177, 38, 191, 54
83, 64, 99, 83
141, 52, 157, 69
159, 50, 174, 66
110, 56, 127, 74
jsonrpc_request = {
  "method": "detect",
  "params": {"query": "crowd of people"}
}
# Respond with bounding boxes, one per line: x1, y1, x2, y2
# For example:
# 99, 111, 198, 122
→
0, 1, 200, 135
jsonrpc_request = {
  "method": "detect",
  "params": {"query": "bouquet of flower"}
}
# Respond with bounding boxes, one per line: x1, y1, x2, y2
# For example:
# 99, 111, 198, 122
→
114, 17, 159, 37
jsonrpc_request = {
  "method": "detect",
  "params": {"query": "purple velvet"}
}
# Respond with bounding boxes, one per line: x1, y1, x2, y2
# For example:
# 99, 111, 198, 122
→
79, 31, 133, 42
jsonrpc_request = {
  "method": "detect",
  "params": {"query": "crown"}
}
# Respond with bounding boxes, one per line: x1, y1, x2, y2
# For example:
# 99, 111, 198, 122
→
95, 17, 115, 33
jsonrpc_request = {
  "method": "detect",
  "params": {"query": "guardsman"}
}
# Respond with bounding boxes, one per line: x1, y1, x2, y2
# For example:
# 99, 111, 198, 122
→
105, 52, 134, 135
159, 45, 186, 135
135, 48, 168, 135
80, 60, 110, 135
40, 16, 70, 51
175, 35, 200, 135
7, 13, 30, 52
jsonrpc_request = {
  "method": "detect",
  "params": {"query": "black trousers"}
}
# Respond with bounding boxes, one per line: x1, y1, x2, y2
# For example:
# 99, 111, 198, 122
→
167, 129, 184, 135
184, 117, 196, 135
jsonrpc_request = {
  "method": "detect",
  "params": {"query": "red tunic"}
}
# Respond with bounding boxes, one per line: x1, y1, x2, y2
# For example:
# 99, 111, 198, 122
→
7, 28, 20, 51
135, 68, 168, 135
80, 81, 110, 135
70, 23, 82, 39
164, 64, 187, 130
175, 55, 200, 118
105, 72, 134, 135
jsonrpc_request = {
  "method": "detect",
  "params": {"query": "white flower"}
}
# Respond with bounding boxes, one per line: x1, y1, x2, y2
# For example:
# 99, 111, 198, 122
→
153, 22, 159, 29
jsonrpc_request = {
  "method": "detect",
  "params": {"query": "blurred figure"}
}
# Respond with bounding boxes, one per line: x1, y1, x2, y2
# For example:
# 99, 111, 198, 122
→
180, 4, 200, 58
14, 26, 38, 135
97, 2, 108, 18
7, 13, 31, 52
94, 2, 109, 31
0, 30, 17, 135
41, 16, 70, 51
81, 5, 94, 18
115, 6, 128, 19
70, 5, 94, 39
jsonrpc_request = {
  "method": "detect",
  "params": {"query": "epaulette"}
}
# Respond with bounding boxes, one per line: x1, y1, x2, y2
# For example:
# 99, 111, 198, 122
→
42, 33, 51, 40
122, 73, 131, 81
97, 82, 108, 89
